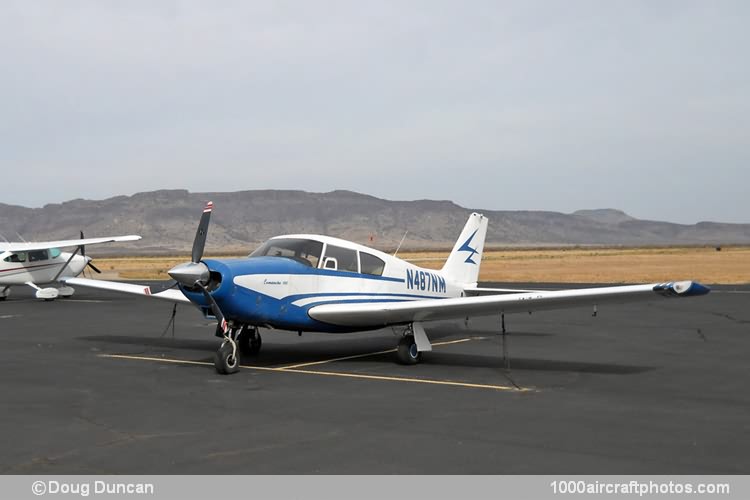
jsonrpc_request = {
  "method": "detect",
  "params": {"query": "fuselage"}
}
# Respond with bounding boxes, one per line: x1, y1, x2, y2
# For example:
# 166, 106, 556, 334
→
0, 249, 88, 286
180, 234, 465, 333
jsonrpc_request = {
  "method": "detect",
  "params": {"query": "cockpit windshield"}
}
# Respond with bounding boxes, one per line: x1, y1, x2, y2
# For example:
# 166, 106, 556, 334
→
249, 238, 323, 268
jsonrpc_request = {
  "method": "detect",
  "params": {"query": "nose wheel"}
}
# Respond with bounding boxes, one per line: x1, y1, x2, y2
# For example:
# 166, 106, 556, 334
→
214, 340, 240, 374
213, 325, 263, 374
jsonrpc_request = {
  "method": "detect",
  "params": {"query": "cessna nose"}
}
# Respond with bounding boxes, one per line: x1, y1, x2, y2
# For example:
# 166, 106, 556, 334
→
84, 255, 102, 274
168, 261, 210, 286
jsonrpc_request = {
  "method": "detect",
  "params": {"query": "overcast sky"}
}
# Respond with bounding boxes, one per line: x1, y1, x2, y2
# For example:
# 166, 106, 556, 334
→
1, 1, 747, 223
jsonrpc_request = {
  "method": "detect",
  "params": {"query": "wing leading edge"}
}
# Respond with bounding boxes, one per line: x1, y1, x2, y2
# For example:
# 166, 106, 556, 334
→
308, 281, 710, 327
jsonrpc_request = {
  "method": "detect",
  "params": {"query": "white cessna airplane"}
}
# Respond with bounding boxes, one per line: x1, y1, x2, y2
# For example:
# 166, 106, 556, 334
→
0, 234, 141, 300
66, 202, 710, 374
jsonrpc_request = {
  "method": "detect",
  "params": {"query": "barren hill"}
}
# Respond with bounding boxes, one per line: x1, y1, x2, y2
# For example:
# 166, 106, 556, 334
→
1, 189, 749, 254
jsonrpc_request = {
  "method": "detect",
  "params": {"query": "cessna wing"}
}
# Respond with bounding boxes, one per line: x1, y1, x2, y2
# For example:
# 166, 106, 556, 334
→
308, 281, 710, 327
63, 277, 191, 303
0, 235, 141, 253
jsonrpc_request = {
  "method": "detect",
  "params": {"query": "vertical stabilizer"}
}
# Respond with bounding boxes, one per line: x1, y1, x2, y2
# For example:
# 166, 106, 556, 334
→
441, 213, 488, 286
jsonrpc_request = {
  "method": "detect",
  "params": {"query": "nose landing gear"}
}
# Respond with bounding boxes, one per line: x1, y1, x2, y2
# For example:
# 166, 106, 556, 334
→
214, 339, 239, 374
213, 324, 263, 374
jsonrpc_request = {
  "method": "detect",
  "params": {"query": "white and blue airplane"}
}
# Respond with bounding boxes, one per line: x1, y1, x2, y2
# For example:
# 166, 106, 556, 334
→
0, 234, 141, 300
66, 202, 710, 374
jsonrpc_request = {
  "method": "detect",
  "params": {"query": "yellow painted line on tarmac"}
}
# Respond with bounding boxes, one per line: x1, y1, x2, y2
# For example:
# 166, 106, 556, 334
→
99, 354, 280, 372
276, 366, 530, 392
99, 351, 531, 392
277, 337, 474, 370
277, 347, 396, 369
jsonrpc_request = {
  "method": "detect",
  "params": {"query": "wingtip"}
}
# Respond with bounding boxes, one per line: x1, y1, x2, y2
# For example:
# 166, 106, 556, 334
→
653, 280, 711, 297
686, 281, 711, 296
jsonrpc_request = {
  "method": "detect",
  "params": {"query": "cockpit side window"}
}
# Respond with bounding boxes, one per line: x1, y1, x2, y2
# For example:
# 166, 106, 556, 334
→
49, 248, 62, 259
323, 245, 358, 273
28, 250, 49, 262
360, 252, 385, 276
249, 238, 323, 268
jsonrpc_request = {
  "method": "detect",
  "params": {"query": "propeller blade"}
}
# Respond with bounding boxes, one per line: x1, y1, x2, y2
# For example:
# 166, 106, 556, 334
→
87, 261, 102, 274
191, 201, 213, 263
197, 282, 228, 334
79, 231, 86, 257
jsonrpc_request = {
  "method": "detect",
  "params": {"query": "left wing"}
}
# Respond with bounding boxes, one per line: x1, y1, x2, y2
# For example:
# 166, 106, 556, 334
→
64, 277, 190, 303
0, 235, 141, 253
308, 281, 710, 327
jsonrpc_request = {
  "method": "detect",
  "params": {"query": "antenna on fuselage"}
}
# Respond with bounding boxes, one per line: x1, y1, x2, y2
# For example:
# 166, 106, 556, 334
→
16, 233, 28, 243
393, 231, 408, 257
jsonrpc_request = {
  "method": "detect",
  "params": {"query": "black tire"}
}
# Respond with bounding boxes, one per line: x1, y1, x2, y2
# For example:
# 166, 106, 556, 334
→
214, 342, 240, 374
238, 327, 262, 356
396, 335, 421, 365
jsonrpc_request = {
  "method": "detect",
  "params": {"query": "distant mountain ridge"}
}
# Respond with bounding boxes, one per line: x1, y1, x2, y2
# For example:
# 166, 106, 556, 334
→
1, 189, 749, 254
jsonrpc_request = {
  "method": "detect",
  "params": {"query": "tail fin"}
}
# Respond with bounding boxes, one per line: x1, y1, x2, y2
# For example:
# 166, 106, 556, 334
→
441, 213, 488, 286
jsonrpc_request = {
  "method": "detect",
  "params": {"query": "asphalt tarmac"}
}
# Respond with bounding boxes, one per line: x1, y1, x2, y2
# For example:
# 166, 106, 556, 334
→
0, 282, 748, 474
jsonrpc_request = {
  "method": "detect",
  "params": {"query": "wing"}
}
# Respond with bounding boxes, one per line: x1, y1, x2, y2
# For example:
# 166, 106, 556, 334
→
63, 277, 190, 303
0, 235, 141, 253
463, 286, 545, 296
308, 281, 710, 327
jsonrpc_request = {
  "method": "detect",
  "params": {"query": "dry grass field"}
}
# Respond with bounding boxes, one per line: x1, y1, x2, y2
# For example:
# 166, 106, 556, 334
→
403, 246, 750, 284
91, 246, 750, 284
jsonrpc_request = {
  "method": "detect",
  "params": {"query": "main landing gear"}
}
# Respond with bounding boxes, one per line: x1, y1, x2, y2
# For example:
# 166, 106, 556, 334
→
213, 324, 262, 375
395, 322, 432, 365
397, 335, 421, 364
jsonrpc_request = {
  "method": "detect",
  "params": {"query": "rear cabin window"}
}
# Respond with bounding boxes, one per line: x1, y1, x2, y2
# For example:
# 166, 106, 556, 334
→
249, 238, 323, 268
360, 252, 385, 276
28, 250, 48, 262
323, 244, 358, 273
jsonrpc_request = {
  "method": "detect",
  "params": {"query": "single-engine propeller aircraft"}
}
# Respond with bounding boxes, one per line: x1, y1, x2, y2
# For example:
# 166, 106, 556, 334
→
0, 234, 141, 300
66, 202, 710, 374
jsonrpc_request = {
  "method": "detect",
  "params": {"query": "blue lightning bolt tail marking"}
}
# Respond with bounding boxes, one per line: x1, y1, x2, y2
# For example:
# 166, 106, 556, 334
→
458, 229, 479, 264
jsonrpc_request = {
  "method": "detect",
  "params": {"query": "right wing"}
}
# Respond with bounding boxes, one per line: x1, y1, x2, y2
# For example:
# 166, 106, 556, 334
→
309, 281, 710, 328
0, 235, 141, 253
63, 277, 190, 303
463, 286, 545, 296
